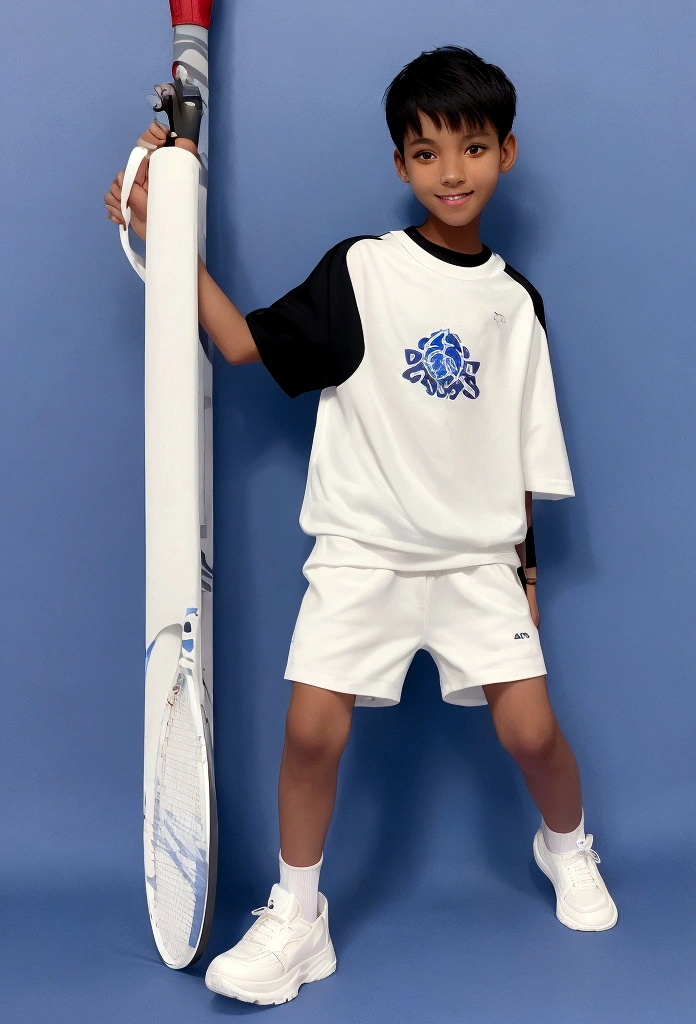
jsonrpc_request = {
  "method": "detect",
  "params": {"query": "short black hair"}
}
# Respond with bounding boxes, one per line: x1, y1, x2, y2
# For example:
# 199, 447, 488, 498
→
383, 45, 517, 155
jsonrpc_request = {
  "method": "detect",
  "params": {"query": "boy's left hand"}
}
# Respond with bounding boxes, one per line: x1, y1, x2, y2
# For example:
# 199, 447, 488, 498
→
527, 586, 540, 629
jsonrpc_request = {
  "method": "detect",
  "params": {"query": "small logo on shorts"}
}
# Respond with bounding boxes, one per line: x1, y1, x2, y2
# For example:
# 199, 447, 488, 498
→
268, 899, 275, 909
514, 632, 530, 639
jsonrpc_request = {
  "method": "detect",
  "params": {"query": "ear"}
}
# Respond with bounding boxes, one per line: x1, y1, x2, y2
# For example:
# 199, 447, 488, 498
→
499, 131, 517, 174
393, 148, 410, 183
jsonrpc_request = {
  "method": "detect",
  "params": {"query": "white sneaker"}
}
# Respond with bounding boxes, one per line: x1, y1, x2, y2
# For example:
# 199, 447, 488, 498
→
205, 883, 337, 1004
533, 828, 618, 931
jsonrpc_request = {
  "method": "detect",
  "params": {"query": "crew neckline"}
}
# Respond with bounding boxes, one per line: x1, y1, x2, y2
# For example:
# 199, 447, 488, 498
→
390, 228, 500, 281
404, 225, 492, 267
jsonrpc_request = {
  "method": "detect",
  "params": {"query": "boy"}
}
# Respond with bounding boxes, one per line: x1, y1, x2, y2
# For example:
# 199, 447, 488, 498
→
105, 44, 618, 1005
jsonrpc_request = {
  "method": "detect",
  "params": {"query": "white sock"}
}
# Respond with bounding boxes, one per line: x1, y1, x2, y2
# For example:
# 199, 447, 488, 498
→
279, 850, 322, 922
542, 809, 585, 854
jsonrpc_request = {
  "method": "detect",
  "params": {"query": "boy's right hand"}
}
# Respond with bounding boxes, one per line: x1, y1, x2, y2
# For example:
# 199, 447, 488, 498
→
104, 120, 168, 241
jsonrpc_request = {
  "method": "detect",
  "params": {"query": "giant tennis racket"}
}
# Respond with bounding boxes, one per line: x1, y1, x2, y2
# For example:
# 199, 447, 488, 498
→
119, 0, 217, 970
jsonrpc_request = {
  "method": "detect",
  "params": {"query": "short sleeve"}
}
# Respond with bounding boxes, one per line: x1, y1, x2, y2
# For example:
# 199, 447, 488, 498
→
521, 307, 575, 500
245, 236, 375, 399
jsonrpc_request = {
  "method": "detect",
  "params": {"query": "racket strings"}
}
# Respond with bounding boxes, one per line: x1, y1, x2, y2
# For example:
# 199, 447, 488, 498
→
151, 672, 208, 962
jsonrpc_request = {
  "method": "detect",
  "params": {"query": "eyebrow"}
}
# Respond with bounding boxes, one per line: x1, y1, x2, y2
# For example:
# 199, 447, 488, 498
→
407, 131, 492, 146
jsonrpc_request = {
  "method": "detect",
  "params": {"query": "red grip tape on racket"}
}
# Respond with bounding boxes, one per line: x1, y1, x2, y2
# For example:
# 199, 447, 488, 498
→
170, 0, 214, 28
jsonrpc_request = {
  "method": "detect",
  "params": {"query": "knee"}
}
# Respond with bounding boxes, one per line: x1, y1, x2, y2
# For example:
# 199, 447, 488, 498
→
497, 721, 559, 767
284, 716, 347, 770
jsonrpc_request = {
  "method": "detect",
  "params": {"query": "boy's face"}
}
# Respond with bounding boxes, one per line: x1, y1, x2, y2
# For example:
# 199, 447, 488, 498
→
393, 114, 516, 229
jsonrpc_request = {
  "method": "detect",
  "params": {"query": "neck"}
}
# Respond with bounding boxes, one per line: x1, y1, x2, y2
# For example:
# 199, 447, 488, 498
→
416, 213, 483, 254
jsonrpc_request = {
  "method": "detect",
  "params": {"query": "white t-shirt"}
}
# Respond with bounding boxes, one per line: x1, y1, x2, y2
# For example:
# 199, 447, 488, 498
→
246, 227, 574, 571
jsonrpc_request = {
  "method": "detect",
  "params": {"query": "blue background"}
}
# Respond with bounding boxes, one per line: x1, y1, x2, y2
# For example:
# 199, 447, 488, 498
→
2, 1, 694, 1020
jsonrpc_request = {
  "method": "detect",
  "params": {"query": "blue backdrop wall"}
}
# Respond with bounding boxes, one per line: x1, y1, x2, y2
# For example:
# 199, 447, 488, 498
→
2, 2, 694, 1022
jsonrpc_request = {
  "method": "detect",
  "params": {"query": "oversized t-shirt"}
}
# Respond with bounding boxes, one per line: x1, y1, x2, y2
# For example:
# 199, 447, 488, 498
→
245, 226, 575, 572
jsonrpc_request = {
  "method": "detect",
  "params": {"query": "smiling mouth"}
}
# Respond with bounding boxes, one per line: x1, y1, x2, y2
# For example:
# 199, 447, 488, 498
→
436, 191, 474, 204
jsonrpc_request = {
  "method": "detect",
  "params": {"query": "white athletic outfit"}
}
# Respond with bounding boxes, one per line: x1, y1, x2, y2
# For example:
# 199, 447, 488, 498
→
247, 227, 574, 706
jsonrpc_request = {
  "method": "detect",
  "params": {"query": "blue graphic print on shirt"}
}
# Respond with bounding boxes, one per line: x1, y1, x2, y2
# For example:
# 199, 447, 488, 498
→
402, 329, 481, 400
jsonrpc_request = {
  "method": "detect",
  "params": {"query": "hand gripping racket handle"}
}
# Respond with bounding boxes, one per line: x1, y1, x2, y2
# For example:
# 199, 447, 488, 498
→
119, 146, 150, 281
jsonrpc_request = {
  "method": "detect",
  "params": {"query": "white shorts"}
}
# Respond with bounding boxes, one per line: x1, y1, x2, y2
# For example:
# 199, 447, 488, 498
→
284, 562, 547, 707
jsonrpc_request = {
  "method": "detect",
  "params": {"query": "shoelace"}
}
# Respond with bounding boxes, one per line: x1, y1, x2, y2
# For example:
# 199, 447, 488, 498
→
249, 904, 288, 942
561, 834, 602, 890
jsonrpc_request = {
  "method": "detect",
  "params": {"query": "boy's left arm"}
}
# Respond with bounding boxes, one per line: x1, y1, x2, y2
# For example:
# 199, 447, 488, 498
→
515, 491, 540, 628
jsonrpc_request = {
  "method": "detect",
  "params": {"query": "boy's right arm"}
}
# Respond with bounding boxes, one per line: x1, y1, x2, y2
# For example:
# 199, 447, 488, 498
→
104, 121, 261, 366
197, 257, 260, 364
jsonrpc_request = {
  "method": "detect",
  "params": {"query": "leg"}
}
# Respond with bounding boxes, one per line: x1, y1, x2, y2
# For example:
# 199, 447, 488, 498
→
204, 680, 349, 1003
483, 675, 582, 832
278, 680, 356, 866
483, 676, 618, 932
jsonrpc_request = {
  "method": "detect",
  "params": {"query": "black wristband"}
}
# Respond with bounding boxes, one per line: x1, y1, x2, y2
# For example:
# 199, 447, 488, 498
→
525, 524, 536, 569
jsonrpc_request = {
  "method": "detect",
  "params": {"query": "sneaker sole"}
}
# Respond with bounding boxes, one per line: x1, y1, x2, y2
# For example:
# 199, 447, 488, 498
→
533, 832, 618, 932
205, 940, 337, 1004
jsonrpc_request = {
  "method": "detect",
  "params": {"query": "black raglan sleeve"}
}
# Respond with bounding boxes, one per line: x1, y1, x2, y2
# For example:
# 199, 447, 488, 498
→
245, 235, 379, 399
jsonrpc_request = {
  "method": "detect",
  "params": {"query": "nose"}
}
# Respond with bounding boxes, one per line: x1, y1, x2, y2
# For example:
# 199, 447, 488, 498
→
440, 162, 466, 188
